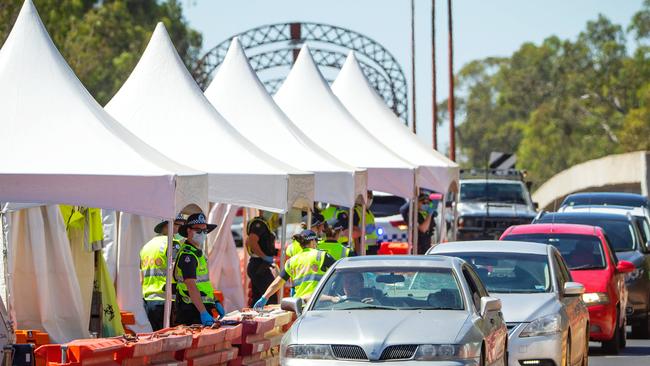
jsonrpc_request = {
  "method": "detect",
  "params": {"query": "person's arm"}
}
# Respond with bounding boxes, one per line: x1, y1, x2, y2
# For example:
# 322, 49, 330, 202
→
246, 233, 268, 258
261, 276, 286, 300
184, 279, 207, 313
418, 214, 433, 233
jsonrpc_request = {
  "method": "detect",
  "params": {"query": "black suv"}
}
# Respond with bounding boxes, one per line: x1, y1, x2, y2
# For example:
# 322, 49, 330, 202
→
534, 211, 650, 338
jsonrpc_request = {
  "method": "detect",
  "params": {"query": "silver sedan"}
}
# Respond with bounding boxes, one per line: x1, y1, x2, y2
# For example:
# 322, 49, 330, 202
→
429, 241, 590, 366
280, 255, 508, 365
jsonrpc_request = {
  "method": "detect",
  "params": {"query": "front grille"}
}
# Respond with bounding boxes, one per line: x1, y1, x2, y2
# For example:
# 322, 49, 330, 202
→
331, 345, 368, 360
379, 345, 418, 360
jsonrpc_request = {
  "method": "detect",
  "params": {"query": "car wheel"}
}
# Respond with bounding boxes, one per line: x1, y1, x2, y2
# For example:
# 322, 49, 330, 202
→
582, 329, 589, 366
602, 312, 621, 354
630, 304, 650, 339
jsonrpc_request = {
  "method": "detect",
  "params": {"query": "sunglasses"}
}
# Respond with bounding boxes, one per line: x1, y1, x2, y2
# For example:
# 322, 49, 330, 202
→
191, 228, 209, 234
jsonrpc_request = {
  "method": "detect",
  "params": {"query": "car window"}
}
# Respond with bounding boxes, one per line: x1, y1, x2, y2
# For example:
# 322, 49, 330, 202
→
537, 216, 637, 252
634, 216, 650, 244
553, 252, 572, 291
503, 233, 606, 270
462, 267, 482, 311
369, 195, 407, 218
460, 182, 527, 205
449, 252, 551, 293
602, 234, 619, 265
312, 267, 465, 311
466, 266, 489, 298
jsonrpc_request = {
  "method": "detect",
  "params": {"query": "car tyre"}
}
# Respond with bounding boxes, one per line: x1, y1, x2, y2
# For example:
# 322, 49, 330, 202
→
602, 311, 621, 354
582, 329, 589, 366
630, 304, 650, 339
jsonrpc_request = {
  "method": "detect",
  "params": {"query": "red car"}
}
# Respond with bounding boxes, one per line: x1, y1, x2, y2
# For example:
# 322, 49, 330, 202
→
500, 223, 635, 354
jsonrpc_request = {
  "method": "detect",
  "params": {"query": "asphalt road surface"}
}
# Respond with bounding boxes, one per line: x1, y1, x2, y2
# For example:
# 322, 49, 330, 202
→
589, 335, 650, 366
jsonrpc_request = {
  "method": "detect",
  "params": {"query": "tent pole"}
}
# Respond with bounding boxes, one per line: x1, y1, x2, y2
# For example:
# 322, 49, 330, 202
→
348, 207, 356, 254
360, 203, 367, 256
0, 209, 14, 341
306, 210, 312, 229
162, 216, 174, 329
279, 213, 288, 301
412, 194, 420, 255
407, 200, 414, 255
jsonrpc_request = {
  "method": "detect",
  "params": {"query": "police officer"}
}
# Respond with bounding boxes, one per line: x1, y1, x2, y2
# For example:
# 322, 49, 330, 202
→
246, 211, 278, 306
318, 213, 352, 260
140, 214, 185, 330
174, 213, 225, 326
363, 191, 379, 255
253, 230, 336, 310
400, 191, 437, 254
285, 213, 325, 258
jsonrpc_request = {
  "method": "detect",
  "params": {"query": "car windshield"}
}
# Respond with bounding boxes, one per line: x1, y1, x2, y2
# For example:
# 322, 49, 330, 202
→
538, 217, 637, 252
564, 196, 647, 208
460, 182, 527, 204
444, 252, 551, 293
312, 267, 464, 311
503, 234, 606, 270
369, 195, 407, 218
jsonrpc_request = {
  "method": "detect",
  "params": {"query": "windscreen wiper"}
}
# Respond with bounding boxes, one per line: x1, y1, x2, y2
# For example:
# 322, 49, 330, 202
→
343, 305, 397, 310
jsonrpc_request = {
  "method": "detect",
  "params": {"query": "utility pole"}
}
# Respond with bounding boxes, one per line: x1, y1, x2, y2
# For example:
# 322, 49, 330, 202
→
410, 0, 417, 133
447, 0, 456, 161
431, 0, 438, 150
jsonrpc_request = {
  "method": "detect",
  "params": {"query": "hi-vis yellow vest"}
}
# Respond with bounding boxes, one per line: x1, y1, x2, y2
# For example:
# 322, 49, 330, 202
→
317, 240, 350, 261
140, 236, 181, 301
174, 243, 215, 305
285, 248, 326, 299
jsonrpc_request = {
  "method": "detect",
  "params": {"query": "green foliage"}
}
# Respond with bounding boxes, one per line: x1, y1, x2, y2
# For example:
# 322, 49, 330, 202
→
449, 2, 650, 188
0, 0, 202, 105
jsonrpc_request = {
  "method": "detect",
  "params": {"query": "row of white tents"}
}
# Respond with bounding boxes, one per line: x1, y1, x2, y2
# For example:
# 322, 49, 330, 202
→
0, 0, 458, 342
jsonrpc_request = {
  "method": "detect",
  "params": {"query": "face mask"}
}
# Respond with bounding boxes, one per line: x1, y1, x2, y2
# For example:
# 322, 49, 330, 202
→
193, 232, 207, 245
174, 233, 183, 241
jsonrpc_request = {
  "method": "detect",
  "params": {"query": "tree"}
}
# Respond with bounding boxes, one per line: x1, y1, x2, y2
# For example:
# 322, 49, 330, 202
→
449, 1, 650, 188
0, 0, 201, 105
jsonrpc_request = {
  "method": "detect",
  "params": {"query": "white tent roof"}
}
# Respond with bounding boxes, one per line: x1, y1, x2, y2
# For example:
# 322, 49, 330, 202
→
274, 46, 416, 199
204, 39, 367, 207
105, 24, 314, 213
0, 0, 207, 218
332, 53, 459, 194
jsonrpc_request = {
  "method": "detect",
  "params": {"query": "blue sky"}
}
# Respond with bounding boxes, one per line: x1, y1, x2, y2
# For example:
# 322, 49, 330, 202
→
184, 0, 645, 154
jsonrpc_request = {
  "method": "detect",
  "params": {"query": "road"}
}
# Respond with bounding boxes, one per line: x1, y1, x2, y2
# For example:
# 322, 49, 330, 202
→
589, 334, 650, 366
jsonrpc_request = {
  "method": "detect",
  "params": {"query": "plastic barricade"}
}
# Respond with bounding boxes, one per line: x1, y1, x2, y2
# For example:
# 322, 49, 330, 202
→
16, 330, 51, 347
65, 338, 124, 366
378, 242, 408, 255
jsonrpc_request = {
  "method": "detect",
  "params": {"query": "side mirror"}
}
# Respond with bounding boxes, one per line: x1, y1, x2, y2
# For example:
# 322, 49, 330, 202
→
281, 297, 303, 316
616, 260, 636, 274
563, 282, 585, 297
480, 296, 502, 317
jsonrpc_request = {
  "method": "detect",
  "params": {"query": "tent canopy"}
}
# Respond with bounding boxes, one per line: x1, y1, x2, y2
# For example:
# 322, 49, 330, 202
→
205, 38, 367, 207
274, 46, 416, 199
106, 24, 314, 213
332, 53, 459, 194
0, 0, 207, 218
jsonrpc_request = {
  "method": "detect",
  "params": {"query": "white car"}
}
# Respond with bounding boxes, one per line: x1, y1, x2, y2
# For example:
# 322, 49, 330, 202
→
429, 241, 590, 366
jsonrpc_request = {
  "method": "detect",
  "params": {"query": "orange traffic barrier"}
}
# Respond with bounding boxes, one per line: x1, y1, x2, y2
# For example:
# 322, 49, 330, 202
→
378, 241, 408, 255
65, 338, 124, 366
16, 330, 50, 346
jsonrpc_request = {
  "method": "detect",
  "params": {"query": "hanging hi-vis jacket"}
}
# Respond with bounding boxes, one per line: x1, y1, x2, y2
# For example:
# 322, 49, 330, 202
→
284, 248, 327, 299
317, 239, 350, 261
174, 243, 215, 305
140, 236, 181, 301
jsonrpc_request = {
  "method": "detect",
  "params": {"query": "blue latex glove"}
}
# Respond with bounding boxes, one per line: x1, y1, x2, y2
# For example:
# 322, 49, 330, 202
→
263, 255, 275, 264
200, 310, 215, 326
253, 297, 268, 311
215, 302, 226, 319
365, 223, 376, 234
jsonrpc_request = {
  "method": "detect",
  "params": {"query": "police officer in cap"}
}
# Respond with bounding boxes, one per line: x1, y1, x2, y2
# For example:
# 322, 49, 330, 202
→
174, 213, 225, 326
246, 211, 278, 306
285, 213, 325, 258
140, 214, 185, 330
253, 230, 336, 310
318, 212, 353, 260
400, 191, 437, 254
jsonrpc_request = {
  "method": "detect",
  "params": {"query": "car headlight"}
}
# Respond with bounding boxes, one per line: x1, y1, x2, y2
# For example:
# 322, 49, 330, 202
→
581, 292, 610, 306
519, 314, 561, 337
282, 344, 334, 360
625, 268, 644, 283
414, 343, 481, 361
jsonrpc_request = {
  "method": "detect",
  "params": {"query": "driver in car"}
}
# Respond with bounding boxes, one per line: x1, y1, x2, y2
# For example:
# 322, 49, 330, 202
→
322, 272, 378, 304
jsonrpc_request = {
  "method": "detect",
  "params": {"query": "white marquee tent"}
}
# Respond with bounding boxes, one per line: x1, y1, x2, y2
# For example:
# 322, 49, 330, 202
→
106, 24, 314, 214
205, 39, 367, 207
0, 0, 208, 341
0, 1, 208, 219
332, 53, 459, 194
274, 46, 416, 199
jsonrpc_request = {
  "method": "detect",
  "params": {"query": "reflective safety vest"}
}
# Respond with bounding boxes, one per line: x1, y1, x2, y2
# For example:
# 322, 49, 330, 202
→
285, 248, 326, 299
285, 239, 303, 257
140, 236, 181, 301
174, 243, 215, 305
317, 240, 350, 261
337, 206, 377, 248
321, 206, 338, 221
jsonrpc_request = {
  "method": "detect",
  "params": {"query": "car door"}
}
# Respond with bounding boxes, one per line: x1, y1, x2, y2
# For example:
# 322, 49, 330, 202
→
553, 251, 587, 364
462, 265, 504, 364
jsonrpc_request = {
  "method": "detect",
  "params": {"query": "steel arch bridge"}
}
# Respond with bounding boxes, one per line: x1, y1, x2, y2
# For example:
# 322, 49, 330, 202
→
193, 22, 409, 123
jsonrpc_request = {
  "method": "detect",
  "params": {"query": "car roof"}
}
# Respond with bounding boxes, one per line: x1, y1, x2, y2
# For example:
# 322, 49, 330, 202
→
562, 192, 648, 207
429, 240, 550, 255
561, 205, 646, 216
504, 223, 601, 236
335, 255, 463, 269
460, 179, 522, 184
538, 212, 631, 222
